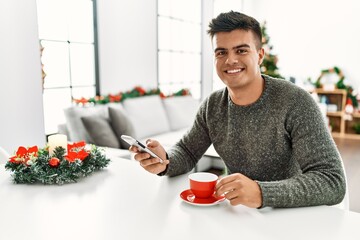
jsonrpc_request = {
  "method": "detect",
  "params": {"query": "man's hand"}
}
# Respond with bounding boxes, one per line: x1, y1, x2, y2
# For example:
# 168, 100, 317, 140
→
129, 139, 169, 175
215, 173, 262, 208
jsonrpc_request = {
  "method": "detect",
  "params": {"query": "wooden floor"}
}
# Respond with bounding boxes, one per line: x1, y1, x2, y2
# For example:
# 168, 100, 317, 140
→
334, 137, 360, 213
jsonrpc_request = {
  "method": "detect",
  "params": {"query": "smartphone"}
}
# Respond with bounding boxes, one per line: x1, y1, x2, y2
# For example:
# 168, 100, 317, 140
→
120, 135, 164, 163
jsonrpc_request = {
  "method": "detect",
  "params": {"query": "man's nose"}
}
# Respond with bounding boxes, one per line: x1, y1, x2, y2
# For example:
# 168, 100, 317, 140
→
225, 52, 238, 65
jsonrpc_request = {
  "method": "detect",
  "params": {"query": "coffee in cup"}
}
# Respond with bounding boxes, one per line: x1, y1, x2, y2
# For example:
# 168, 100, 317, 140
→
188, 172, 218, 198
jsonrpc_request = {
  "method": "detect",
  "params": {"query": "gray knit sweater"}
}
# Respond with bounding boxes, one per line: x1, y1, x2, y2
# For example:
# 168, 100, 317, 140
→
166, 75, 346, 208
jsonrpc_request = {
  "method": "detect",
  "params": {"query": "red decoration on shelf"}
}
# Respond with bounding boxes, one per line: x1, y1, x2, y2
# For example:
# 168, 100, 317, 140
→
345, 98, 354, 114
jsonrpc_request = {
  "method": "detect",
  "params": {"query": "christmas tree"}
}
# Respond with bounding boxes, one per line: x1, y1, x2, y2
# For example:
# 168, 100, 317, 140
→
260, 21, 282, 79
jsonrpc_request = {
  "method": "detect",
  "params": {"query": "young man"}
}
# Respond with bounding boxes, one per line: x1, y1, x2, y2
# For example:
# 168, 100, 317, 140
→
131, 11, 346, 208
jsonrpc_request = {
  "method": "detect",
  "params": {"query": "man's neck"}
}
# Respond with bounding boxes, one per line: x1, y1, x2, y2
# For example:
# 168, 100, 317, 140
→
228, 76, 265, 106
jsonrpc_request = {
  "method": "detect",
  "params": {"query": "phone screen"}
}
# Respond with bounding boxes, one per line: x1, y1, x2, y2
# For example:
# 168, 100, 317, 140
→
120, 135, 164, 163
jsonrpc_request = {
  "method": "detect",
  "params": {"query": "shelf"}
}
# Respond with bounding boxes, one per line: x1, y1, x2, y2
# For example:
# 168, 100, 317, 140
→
353, 113, 360, 118
334, 133, 360, 140
345, 115, 360, 136
313, 89, 346, 112
312, 88, 359, 139
331, 132, 343, 138
327, 112, 343, 117
313, 89, 347, 95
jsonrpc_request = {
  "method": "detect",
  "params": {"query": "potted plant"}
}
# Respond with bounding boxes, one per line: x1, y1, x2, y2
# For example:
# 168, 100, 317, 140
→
353, 122, 360, 134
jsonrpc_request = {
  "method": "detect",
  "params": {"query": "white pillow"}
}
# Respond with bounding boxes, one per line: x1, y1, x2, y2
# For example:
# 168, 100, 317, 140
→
163, 96, 199, 131
122, 95, 171, 139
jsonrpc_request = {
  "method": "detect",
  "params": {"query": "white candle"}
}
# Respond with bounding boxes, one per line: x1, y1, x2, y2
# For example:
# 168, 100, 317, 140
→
48, 134, 67, 155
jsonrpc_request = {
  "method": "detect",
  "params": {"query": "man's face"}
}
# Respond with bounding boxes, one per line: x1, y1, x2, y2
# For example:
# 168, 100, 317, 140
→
213, 29, 264, 90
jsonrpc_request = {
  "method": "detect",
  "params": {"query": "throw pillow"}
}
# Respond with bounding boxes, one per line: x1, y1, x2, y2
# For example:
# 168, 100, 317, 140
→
81, 116, 120, 148
64, 105, 108, 143
121, 95, 171, 139
163, 96, 199, 131
108, 107, 135, 149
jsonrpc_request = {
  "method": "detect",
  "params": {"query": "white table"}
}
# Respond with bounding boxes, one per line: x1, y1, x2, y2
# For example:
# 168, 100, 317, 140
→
1, 159, 360, 240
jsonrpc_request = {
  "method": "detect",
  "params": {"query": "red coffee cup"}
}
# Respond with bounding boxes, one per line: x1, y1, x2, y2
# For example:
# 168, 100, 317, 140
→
188, 172, 218, 199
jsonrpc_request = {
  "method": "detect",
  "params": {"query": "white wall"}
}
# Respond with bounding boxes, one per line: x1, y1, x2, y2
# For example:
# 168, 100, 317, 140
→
96, 0, 158, 95
0, 0, 46, 154
243, 0, 360, 91
202, 0, 215, 99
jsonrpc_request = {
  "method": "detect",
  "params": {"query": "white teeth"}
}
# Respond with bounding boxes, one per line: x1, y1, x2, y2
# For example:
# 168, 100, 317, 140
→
227, 69, 242, 73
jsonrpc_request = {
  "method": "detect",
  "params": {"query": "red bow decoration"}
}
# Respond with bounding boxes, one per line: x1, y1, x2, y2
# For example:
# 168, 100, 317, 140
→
65, 141, 89, 162
9, 146, 38, 165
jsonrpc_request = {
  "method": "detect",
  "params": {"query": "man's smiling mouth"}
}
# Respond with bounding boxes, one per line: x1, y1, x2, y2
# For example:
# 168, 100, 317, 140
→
225, 68, 244, 74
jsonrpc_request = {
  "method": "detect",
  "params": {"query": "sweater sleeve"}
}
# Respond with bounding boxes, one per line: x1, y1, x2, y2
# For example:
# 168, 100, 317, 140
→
257, 89, 346, 208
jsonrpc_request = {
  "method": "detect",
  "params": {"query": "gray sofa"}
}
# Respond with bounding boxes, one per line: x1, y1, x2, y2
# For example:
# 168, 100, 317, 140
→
59, 95, 224, 171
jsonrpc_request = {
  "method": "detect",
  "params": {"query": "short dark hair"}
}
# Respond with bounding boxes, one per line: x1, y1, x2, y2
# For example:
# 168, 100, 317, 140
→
208, 11, 262, 50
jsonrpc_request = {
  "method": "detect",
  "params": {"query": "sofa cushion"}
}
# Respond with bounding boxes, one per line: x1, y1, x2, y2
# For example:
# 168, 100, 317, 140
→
57, 123, 70, 139
143, 128, 187, 148
163, 96, 199, 131
64, 105, 109, 142
108, 106, 135, 149
81, 116, 120, 148
122, 95, 171, 139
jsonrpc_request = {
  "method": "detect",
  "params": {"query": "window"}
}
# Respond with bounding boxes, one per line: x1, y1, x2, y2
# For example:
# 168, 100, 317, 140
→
37, 0, 98, 134
157, 0, 202, 99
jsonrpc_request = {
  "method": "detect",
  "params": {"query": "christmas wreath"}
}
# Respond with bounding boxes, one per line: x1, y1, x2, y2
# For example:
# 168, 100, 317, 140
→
5, 141, 110, 185
315, 66, 344, 88
315, 66, 358, 108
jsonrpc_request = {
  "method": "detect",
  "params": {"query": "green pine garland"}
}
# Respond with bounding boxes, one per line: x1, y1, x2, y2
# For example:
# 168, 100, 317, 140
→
73, 86, 191, 106
5, 145, 110, 185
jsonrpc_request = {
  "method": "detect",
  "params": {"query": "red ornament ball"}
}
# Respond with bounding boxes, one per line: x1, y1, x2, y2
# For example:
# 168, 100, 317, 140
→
49, 157, 60, 167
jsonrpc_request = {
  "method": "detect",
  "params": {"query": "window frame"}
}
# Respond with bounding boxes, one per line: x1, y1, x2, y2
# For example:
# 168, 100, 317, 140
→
37, 0, 100, 135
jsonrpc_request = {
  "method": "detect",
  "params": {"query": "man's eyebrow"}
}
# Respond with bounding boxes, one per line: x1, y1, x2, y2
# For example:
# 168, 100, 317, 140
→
214, 44, 251, 53
214, 47, 226, 53
233, 44, 250, 49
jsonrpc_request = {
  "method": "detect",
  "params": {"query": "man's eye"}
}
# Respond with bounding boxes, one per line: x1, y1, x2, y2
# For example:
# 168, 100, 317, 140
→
215, 51, 226, 57
237, 49, 248, 54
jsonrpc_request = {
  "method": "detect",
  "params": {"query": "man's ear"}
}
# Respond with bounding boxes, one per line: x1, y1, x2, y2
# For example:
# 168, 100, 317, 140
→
258, 48, 265, 65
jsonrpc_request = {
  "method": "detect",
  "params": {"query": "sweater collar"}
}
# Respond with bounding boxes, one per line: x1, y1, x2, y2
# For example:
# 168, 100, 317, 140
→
227, 74, 271, 109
